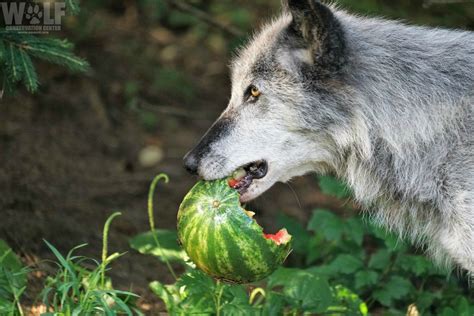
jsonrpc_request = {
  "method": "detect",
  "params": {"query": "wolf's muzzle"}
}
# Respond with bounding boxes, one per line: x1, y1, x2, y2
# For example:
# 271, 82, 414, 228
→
183, 117, 233, 176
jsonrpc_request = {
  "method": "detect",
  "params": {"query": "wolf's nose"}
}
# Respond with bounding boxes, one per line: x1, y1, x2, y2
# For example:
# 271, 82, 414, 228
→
183, 152, 199, 175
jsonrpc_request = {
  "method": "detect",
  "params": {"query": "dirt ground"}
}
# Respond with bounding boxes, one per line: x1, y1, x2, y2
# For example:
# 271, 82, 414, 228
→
0, 4, 353, 313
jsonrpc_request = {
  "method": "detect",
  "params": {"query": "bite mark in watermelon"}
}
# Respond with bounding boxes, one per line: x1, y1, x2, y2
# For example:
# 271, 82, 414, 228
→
264, 229, 291, 245
241, 210, 290, 245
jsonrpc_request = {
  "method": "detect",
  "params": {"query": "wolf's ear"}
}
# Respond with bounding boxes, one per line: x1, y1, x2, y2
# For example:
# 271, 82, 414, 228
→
282, 0, 345, 72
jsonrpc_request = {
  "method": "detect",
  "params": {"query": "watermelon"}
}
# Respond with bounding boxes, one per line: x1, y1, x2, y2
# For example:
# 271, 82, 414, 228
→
177, 179, 292, 283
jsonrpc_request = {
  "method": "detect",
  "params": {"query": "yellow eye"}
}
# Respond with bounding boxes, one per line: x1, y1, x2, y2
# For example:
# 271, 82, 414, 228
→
250, 86, 261, 98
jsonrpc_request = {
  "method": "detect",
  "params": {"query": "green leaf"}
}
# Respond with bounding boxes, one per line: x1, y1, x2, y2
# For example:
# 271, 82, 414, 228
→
129, 229, 187, 263
308, 209, 344, 241
416, 292, 435, 312
176, 270, 215, 313
373, 276, 412, 307
345, 217, 365, 246
318, 175, 351, 199
262, 292, 285, 316
0, 240, 28, 315
327, 254, 364, 274
440, 307, 457, 316
368, 249, 391, 271
268, 268, 333, 312
397, 255, 433, 276
0, 240, 23, 273
370, 225, 407, 252
220, 285, 256, 316
453, 296, 472, 316
149, 281, 178, 312
354, 270, 379, 289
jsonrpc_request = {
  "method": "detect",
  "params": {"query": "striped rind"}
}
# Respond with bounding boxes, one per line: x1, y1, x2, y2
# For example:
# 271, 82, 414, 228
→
177, 179, 292, 283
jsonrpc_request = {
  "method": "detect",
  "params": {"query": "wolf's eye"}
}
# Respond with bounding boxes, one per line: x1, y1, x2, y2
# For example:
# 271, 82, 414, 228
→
251, 86, 260, 98
245, 85, 261, 102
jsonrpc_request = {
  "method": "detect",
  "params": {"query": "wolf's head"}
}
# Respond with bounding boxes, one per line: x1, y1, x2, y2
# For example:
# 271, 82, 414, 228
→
184, 0, 354, 201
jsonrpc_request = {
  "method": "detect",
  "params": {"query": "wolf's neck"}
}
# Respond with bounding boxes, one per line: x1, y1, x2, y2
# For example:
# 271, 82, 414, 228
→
343, 16, 471, 145
330, 11, 473, 206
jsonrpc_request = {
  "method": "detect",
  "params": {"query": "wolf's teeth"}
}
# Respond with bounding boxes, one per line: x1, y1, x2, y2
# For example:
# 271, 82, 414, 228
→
232, 168, 246, 180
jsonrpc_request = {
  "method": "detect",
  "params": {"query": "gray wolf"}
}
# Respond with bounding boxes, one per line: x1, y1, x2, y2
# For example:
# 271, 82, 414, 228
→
183, 0, 474, 275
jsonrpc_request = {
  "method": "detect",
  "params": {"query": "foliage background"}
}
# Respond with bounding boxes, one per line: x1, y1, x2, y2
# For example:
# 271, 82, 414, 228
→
0, 0, 473, 314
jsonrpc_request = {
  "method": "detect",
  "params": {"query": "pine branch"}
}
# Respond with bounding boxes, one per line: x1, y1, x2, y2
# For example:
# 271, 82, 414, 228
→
0, 33, 89, 95
0, 70, 15, 97
5, 43, 22, 83
0, 0, 86, 95
18, 50, 38, 92
23, 42, 90, 72
65, 0, 81, 15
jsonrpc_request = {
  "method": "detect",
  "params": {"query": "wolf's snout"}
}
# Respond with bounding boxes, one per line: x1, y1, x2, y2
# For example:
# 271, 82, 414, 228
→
183, 117, 233, 176
183, 151, 199, 175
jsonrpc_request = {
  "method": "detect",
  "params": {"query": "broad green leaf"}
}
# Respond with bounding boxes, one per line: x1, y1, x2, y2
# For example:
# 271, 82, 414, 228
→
176, 270, 215, 312
308, 209, 344, 241
415, 292, 436, 311
327, 255, 364, 274
345, 217, 365, 246
440, 307, 457, 316
268, 268, 333, 312
397, 255, 433, 276
221, 303, 256, 315
129, 229, 187, 263
373, 276, 412, 307
222, 285, 249, 305
176, 269, 216, 296
262, 292, 285, 316
354, 270, 379, 289
221, 286, 257, 316
370, 225, 407, 252
368, 249, 391, 271
453, 296, 472, 316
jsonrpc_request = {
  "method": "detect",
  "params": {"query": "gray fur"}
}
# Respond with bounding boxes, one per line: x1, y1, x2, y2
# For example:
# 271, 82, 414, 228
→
184, 1, 474, 275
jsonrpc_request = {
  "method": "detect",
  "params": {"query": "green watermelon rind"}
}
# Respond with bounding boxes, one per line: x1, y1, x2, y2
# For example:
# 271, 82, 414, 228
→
177, 179, 292, 283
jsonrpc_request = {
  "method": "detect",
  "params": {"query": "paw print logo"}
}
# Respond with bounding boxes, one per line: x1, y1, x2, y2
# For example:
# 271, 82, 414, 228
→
25, 4, 43, 25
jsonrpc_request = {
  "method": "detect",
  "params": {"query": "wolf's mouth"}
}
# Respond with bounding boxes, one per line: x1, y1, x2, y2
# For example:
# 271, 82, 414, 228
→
228, 160, 268, 195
